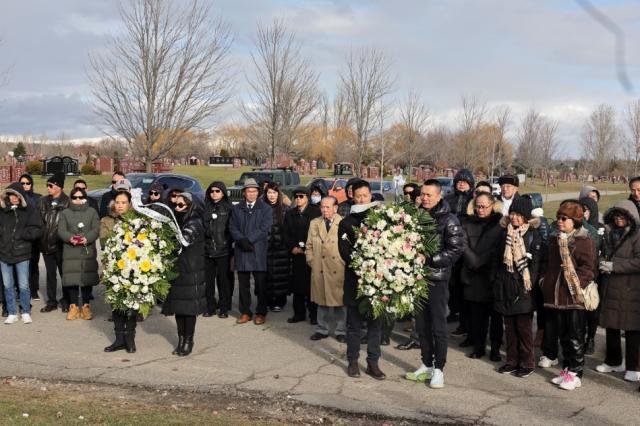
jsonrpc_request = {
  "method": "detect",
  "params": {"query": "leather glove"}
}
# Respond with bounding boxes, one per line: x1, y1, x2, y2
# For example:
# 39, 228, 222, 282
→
599, 261, 613, 274
238, 238, 253, 252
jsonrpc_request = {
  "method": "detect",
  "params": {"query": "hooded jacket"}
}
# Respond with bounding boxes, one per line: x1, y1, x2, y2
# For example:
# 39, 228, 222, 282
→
37, 189, 70, 254
444, 168, 475, 216
18, 173, 42, 206
203, 181, 233, 258
579, 185, 600, 201
162, 195, 207, 316
421, 198, 465, 283
0, 182, 43, 265
263, 194, 290, 298
599, 200, 640, 331
522, 193, 550, 244
579, 196, 604, 253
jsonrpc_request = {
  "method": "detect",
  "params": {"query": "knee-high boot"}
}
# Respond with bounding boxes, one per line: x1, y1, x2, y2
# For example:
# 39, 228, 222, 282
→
124, 314, 138, 353
104, 311, 126, 352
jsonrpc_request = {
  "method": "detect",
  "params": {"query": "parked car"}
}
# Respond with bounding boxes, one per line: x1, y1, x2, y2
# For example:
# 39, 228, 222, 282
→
226, 168, 301, 203
88, 173, 204, 205
435, 177, 454, 197
367, 180, 393, 195
308, 177, 348, 203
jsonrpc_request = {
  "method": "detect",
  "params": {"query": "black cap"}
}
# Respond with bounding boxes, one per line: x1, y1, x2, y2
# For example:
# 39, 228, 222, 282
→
47, 172, 65, 188
293, 186, 309, 197
509, 197, 532, 220
498, 174, 519, 187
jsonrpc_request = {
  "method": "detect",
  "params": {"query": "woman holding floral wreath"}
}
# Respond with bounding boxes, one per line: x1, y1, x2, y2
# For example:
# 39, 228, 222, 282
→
58, 187, 100, 321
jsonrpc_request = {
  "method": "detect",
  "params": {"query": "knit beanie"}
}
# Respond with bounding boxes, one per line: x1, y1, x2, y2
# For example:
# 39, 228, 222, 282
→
509, 197, 533, 220
47, 172, 65, 188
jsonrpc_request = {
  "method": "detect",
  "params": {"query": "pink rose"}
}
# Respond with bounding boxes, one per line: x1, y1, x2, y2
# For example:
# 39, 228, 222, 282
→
380, 295, 389, 302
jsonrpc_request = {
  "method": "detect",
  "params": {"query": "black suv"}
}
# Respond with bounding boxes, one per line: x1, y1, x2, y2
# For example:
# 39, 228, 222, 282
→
88, 173, 204, 204
227, 169, 301, 203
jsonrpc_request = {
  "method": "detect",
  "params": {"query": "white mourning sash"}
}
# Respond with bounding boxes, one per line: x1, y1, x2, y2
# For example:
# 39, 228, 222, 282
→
130, 188, 189, 248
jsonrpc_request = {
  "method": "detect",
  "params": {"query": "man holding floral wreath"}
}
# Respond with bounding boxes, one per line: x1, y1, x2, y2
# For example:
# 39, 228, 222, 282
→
406, 179, 465, 389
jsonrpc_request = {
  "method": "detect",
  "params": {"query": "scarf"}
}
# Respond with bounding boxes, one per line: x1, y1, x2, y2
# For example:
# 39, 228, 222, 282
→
558, 232, 584, 304
503, 222, 532, 292
350, 201, 380, 214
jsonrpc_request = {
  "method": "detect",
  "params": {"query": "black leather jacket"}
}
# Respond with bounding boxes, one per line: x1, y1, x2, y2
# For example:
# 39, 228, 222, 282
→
204, 199, 232, 258
422, 199, 465, 283
38, 192, 70, 254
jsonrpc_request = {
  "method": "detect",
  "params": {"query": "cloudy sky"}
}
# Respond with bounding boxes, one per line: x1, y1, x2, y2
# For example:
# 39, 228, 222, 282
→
0, 0, 639, 157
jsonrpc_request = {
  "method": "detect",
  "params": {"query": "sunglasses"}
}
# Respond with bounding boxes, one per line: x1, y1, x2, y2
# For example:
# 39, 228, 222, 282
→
176, 203, 187, 209
294, 194, 306, 199
211, 189, 222, 193
403, 191, 413, 195
75, 186, 87, 190
556, 215, 570, 222
111, 180, 117, 184
47, 183, 58, 188
20, 181, 31, 186
71, 196, 86, 200
150, 191, 160, 196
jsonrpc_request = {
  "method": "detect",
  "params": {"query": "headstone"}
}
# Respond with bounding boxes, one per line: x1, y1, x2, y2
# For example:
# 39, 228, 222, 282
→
0, 166, 11, 183
41, 156, 79, 175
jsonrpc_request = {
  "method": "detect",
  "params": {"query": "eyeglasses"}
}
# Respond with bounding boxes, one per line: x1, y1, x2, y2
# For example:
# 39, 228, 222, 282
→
211, 189, 222, 193
294, 194, 306, 199
556, 215, 570, 222
475, 204, 493, 210
150, 191, 160, 196
176, 203, 187, 208
71, 196, 85, 200
20, 181, 31, 186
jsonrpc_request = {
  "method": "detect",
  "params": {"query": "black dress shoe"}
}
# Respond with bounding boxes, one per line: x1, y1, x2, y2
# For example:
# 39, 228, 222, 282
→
451, 326, 466, 336
40, 305, 58, 313
310, 332, 328, 341
467, 351, 485, 359
218, 312, 228, 319
287, 316, 305, 323
380, 336, 390, 346
396, 338, 420, 350
458, 339, 472, 348
336, 335, 347, 343
203, 312, 213, 317
61, 306, 69, 313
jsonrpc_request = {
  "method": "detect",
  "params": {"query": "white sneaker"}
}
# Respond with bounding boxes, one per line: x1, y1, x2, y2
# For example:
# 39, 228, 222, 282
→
405, 364, 432, 382
21, 313, 32, 324
538, 356, 559, 368
595, 362, 625, 373
429, 368, 444, 389
624, 370, 640, 382
551, 368, 569, 385
4, 315, 18, 324
558, 371, 582, 390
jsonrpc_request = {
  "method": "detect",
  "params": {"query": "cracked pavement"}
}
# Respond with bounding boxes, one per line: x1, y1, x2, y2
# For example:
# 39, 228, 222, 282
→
1, 286, 639, 425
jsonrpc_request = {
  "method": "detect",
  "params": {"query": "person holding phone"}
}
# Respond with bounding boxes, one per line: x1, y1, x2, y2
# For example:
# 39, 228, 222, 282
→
57, 187, 100, 321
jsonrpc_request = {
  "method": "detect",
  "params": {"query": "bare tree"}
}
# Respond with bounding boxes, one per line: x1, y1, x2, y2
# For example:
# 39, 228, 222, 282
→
491, 105, 511, 177
89, 0, 233, 171
623, 99, 640, 175
581, 103, 617, 177
538, 120, 560, 184
400, 90, 430, 182
339, 47, 393, 176
457, 95, 487, 169
243, 19, 319, 166
515, 108, 543, 178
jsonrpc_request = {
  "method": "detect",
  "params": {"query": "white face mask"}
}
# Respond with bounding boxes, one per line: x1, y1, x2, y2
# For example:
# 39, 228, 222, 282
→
311, 195, 321, 204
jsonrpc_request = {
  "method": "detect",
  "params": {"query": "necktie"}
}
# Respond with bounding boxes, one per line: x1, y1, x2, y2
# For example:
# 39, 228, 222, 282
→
325, 219, 331, 232
248, 203, 253, 210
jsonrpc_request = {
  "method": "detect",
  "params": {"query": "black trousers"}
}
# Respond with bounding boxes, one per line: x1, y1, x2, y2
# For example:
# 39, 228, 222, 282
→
416, 280, 449, 370
346, 305, 381, 363
546, 309, 586, 376
605, 329, 640, 371
112, 310, 138, 332
43, 250, 63, 307
469, 301, 503, 355
293, 294, 317, 321
67, 286, 92, 306
237, 271, 267, 316
204, 255, 231, 314
29, 247, 40, 297
176, 314, 197, 336
542, 307, 559, 359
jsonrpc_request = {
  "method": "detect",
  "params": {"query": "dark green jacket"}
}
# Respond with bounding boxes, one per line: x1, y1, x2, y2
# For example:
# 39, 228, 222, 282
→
58, 203, 100, 287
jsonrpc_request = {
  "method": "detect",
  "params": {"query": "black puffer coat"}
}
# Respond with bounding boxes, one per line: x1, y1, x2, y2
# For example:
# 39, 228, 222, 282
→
461, 208, 503, 303
338, 208, 371, 307
0, 183, 43, 265
284, 203, 321, 294
445, 168, 475, 216
493, 217, 543, 316
162, 198, 207, 316
266, 202, 290, 298
421, 199, 465, 283
203, 181, 232, 258
38, 192, 70, 254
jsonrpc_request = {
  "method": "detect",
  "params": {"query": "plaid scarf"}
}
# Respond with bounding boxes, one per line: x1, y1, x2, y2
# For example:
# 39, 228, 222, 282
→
558, 231, 584, 304
503, 222, 532, 292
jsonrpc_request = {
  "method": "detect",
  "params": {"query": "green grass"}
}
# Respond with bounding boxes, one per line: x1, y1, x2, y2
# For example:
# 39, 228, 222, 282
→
543, 194, 625, 221
518, 179, 626, 195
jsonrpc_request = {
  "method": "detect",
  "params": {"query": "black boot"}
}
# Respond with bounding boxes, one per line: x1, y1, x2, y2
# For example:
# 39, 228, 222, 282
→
172, 335, 185, 355
585, 337, 595, 355
178, 335, 193, 357
124, 331, 136, 353
104, 312, 126, 352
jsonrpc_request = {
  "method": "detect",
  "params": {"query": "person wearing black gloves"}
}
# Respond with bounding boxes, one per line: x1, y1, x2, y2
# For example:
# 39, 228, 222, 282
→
229, 178, 273, 325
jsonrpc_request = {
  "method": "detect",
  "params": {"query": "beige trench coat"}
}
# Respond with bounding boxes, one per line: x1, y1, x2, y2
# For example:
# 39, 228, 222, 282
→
306, 215, 345, 307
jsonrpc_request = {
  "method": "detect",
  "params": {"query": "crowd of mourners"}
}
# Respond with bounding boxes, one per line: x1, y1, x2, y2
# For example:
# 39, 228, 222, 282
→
1, 168, 639, 393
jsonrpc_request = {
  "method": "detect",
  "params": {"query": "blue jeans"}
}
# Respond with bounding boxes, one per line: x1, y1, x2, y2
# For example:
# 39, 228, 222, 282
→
1, 260, 30, 315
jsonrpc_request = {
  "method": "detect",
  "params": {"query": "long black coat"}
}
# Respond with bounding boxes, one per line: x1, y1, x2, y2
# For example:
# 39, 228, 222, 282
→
338, 209, 369, 307
0, 184, 43, 265
493, 217, 543, 316
162, 203, 207, 316
284, 203, 321, 295
266, 204, 290, 298
203, 191, 233, 258
461, 211, 503, 303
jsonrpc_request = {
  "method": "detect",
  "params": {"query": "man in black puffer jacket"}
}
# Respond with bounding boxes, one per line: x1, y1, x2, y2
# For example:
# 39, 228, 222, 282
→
406, 179, 465, 389
203, 181, 233, 318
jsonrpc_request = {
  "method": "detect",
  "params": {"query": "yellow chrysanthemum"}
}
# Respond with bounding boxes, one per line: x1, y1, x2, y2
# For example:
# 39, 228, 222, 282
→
124, 232, 132, 243
140, 259, 152, 272
117, 259, 126, 270
127, 247, 138, 260
136, 232, 148, 241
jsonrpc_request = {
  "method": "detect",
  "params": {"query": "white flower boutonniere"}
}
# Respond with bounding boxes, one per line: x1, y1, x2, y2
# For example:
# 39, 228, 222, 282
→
341, 233, 348, 240
597, 228, 605, 235
78, 222, 85, 229
211, 213, 218, 219
298, 242, 305, 248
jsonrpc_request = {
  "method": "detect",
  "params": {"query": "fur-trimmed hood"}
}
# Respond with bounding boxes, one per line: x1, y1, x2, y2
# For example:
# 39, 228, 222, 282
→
603, 200, 639, 235
0, 182, 28, 209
